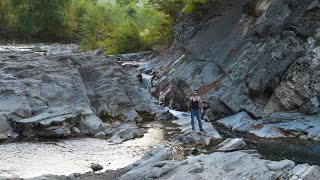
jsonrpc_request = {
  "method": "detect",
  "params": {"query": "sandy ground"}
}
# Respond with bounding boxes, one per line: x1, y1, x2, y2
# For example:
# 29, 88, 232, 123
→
27, 167, 129, 180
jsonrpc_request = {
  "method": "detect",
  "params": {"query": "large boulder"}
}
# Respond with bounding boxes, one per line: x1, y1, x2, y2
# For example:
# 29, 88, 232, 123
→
282, 164, 320, 180
216, 138, 247, 151
109, 122, 146, 144
0, 45, 162, 138
120, 147, 172, 180
0, 114, 13, 137
76, 54, 159, 122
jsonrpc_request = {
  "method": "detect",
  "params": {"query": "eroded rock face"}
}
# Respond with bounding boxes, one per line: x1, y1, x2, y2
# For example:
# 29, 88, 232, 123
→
121, 146, 320, 180
264, 47, 320, 115
218, 111, 320, 140
77, 55, 159, 122
151, 0, 320, 120
0, 44, 161, 138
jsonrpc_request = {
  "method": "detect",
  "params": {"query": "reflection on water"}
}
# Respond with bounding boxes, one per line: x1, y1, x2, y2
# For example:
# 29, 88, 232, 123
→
0, 128, 165, 178
214, 123, 320, 166
247, 137, 320, 166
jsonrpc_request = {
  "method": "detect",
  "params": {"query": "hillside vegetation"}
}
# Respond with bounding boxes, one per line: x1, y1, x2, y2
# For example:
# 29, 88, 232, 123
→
0, 0, 206, 54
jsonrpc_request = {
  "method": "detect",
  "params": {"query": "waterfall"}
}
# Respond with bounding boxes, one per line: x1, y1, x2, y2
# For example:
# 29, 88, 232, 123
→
141, 73, 153, 91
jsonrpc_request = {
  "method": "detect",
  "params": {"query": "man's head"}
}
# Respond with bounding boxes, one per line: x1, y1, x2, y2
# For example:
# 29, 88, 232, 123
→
192, 90, 197, 95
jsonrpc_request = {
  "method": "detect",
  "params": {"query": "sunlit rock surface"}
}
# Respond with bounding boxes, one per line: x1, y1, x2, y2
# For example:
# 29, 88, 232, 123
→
0, 44, 162, 138
121, 147, 320, 180
218, 111, 320, 140
216, 138, 246, 151
169, 110, 221, 145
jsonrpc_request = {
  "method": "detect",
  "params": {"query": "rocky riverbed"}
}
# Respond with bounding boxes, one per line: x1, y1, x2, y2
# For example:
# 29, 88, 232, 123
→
1, 108, 320, 179
1, 36, 320, 179
0, 122, 167, 179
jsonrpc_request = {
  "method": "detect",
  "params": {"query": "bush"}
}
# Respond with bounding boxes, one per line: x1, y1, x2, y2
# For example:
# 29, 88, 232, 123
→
79, 4, 109, 50
136, 5, 174, 50
182, 0, 207, 13
104, 22, 143, 54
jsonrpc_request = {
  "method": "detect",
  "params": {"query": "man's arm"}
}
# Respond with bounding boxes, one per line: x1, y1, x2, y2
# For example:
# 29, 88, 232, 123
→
199, 96, 204, 113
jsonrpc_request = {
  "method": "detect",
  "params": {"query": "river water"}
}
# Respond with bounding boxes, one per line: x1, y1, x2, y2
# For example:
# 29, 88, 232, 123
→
0, 127, 166, 178
212, 123, 320, 166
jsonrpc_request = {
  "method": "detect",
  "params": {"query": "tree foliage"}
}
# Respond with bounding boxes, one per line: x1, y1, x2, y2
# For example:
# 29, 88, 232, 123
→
0, 0, 18, 41
181, 0, 206, 13
0, 0, 206, 54
105, 22, 143, 54
79, 1, 174, 54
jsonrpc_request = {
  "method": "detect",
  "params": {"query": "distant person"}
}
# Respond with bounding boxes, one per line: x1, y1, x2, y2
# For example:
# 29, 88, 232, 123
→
188, 90, 204, 131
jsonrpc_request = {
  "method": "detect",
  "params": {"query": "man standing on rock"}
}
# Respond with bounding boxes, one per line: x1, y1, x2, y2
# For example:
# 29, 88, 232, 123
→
189, 90, 204, 131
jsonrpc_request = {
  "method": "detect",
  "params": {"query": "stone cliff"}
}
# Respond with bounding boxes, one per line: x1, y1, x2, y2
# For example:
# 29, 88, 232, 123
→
151, 0, 320, 139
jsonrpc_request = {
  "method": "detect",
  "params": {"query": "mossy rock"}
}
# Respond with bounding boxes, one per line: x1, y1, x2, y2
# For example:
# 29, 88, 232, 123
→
99, 113, 124, 122
137, 111, 156, 122
162, 90, 189, 111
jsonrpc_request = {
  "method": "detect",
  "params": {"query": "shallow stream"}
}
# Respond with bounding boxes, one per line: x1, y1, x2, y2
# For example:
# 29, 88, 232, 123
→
214, 123, 320, 166
0, 127, 167, 179
1, 45, 320, 178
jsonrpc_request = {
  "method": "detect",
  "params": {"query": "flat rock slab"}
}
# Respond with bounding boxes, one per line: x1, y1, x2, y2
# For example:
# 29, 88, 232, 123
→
172, 115, 221, 139
170, 115, 221, 145
121, 148, 320, 180
218, 111, 320, 141
216, 138, 246, 151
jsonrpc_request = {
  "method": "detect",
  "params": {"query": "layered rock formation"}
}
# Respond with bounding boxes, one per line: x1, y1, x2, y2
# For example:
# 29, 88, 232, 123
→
0, 45, 164, 139
150, 0, 320, 139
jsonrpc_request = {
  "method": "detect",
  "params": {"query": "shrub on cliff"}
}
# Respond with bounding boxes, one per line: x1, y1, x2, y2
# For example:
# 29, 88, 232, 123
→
182, 0, 207, 13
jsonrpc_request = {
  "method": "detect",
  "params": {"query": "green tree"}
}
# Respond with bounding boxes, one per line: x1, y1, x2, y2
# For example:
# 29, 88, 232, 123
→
137, 4, 173, 50
9, 0, 75, 41
146, 0, 183, 19
79, 3, 126, 50
0, 0, 18, 41
105, 21, 143, 54
30, 0, 73, 41
115, 0, 137, 7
